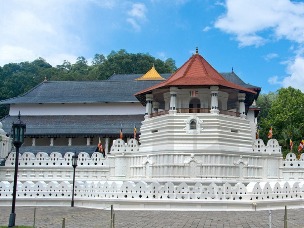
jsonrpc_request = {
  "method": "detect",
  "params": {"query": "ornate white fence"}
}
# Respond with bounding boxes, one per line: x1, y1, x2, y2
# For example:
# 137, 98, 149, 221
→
1, 180, 303, 202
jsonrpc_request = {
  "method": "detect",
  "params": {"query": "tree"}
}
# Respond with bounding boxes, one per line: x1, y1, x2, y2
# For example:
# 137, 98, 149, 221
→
256, 92, 277, 121
259, 87, 304, 157
92, 54, 105, 65
0, 50, 177, 118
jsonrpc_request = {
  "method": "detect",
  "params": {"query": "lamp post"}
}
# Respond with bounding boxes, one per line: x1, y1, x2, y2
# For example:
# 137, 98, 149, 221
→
8, 112, 26, 227
71, 152, 78, 207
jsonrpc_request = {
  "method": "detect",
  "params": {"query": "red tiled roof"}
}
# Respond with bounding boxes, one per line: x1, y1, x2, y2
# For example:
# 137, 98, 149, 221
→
135, 53, 256, 96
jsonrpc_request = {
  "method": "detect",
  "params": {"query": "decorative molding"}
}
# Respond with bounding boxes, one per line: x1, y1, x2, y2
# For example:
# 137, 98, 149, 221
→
184, 116, 203, 134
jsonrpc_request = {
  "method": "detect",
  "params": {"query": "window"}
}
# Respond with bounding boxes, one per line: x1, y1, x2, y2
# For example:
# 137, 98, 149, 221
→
189, 98, 201, 113
190, 120, 196, 130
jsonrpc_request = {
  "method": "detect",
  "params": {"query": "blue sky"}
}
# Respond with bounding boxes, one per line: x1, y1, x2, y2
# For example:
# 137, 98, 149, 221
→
1, 0, 304, 93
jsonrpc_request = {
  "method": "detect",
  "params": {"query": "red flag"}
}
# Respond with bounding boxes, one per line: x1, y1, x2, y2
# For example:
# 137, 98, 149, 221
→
298, 140, 304, 152
267, 126, 273, 139
134, 126, 137, 139
256, 128, 260, 139
120, 128, 123, 139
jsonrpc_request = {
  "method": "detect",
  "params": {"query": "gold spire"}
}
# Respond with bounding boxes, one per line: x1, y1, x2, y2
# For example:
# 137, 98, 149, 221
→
136, 65, 165, 81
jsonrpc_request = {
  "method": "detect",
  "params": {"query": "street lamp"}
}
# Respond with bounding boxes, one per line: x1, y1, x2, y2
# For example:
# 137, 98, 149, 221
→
71, 152, 78, 207
8, 112, 26, 227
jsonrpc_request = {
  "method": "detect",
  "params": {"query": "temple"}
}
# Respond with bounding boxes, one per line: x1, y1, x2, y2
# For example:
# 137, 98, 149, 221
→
0, 49, 302, 210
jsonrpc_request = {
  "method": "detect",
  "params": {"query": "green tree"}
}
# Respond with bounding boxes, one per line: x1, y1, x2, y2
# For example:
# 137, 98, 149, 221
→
256, 92, 277, 121
0, 50, 177, 118
259, 87, 304, 157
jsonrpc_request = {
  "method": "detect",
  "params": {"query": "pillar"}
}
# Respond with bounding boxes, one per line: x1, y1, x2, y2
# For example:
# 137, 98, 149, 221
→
221, 92, 228, 111
164, 93, 170, 111
153, 101, 159, 113
145, 94, 153, 117
68, 138, 72, 146
31, 138, 36, 146
210, 86, 219, 114
169, 87, 178, 113
105, 137, 110, 154
50, 138, 54, 146
238, 93, 246, 118
86, 137, 91, 146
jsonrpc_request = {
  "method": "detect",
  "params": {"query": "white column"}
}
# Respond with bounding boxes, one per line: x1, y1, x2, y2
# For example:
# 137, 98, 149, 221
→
145, 94, 153, 118
210, 86, 219, 114
68, 138, 72, 146
164, 93, 170, 111
169, 87, 178, 114
50, 138, 54, 146
86, 137, 91, 146
153, 101, 159, 113
221, 92, 229, 111
31, 138, 36, 146
238, 93, 246, 118
105, 137, 110, 154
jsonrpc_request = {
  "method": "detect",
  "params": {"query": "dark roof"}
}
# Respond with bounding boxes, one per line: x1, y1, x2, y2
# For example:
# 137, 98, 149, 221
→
1, 115, 143, 136
221, 72, 260, 90
0, 71, 259, 105
0, 80, 164, 105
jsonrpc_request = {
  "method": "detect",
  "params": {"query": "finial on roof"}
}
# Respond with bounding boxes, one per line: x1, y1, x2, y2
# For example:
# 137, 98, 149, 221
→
195, 47, 199, 54
135, 65, 165, 81
232, 67, 234, 73
44, 77, 47, 82
18, 111, 21, 121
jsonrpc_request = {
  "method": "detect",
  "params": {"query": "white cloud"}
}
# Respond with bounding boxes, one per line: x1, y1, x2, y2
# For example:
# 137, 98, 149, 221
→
0, 0, 86, 66
126, 18, 141, 32
268, 76, 281, 85
128, 3, 147, 19
202, 26, 211, 32
264, 53, 279, 61
282, 55, 304, 91
215, 0, 304, 46
0, 0, 118, 66
88, 0, 117, 9
127, 3, 147, 31
214, 0, 304, 91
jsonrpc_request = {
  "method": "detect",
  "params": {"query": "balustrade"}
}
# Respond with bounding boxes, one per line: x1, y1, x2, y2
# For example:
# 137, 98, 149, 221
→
149, 108, 240, 117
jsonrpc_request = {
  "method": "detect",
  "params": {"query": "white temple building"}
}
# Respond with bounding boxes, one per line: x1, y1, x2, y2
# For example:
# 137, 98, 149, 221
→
0, 49, 303, 210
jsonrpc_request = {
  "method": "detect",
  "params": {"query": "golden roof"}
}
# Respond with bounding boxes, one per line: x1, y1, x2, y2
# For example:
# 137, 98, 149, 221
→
136, 65, 165, 81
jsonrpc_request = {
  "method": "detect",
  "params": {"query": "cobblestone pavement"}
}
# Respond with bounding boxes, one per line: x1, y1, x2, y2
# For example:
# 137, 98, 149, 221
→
1, 206, 304, 228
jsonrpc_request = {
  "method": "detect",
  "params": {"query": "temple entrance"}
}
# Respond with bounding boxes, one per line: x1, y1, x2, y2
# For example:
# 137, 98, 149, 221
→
189, 98, 201, 113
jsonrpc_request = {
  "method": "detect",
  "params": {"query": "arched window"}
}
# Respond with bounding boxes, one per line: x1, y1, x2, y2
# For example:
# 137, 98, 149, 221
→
190, 119, 196, 130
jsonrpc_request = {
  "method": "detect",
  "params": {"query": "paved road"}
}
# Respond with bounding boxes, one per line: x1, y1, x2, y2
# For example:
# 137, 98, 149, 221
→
0, 206, 303, 228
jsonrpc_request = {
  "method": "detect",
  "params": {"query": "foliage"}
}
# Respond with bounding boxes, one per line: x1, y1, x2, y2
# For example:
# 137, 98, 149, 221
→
256, 92, 277, 121
0, 50, 176, 119
258, 87, 304, 157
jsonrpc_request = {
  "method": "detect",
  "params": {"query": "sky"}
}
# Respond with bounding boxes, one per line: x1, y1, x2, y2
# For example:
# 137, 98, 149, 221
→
1, 0, 304, 93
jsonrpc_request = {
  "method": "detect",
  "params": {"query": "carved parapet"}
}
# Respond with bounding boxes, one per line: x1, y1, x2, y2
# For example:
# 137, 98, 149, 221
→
110, 139, 126, 154
252, 139, 281, 154
4, 151, 107, 167
125, 139, 139, 153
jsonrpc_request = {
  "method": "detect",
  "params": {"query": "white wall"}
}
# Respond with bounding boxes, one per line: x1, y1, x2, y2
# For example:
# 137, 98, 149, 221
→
10, 103, 145, 116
